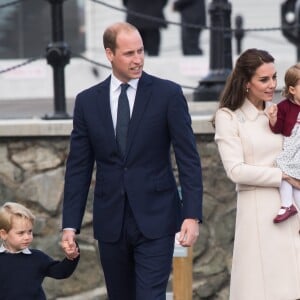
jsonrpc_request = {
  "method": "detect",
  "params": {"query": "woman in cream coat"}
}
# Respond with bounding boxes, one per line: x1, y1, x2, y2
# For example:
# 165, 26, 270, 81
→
214, 48, 300, 300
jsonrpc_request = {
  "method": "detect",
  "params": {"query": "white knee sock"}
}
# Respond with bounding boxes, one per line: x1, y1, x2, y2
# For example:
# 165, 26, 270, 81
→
280, 180, 293, 207
293, 188, 300, 210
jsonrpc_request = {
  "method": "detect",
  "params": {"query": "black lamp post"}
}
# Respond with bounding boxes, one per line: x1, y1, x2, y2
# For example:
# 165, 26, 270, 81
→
234, 15, 244, 55
193, 0, 233, 101
281, 0, 300, 61
44, 0, 71, 119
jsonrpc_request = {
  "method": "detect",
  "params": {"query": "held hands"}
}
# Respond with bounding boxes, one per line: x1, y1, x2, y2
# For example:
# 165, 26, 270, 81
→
283, 173, 300, 189
175, 218, 200, 247
266, 103, 278, 126
61, 229, 79, 260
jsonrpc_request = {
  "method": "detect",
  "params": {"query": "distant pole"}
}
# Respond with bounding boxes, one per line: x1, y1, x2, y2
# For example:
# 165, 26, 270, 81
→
45, 0, 71, 119
281, 0, 300, 61
173, 247, 193, 300
234, 15, 244, 55
193, 0, 232, 101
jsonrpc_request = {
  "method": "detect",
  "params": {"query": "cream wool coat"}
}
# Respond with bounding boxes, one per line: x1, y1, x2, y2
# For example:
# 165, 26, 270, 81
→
215, 99, 300, 300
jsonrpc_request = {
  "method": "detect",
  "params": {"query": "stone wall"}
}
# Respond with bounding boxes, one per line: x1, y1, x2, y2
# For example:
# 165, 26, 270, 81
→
0, 122, 236, 300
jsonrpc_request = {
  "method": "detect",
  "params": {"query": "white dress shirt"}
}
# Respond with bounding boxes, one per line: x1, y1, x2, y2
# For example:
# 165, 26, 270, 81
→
110, 74, 138, 133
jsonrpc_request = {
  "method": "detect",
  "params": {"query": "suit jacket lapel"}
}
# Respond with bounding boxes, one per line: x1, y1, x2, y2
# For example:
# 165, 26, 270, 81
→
96, 76, 117, 148
125, 72, 152, 158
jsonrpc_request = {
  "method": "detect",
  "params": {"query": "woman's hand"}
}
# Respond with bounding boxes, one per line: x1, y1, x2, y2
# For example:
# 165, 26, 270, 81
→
283, 173, 300, 189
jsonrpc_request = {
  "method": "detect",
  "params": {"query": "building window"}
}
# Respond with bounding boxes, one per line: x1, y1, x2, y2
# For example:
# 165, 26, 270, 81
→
0, 0, 85, 58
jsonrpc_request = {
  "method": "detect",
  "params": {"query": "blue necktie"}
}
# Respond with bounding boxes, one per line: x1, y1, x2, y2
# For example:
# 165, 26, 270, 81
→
116, 83, 130, 158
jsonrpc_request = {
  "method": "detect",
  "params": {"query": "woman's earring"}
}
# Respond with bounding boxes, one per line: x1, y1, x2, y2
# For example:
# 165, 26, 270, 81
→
246, 88, 249, 93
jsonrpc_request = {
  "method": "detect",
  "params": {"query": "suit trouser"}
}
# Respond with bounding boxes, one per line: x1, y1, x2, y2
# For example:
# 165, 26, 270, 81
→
181, 27, 202, 55
98, 200, 174, 300
139, 28, 161, 56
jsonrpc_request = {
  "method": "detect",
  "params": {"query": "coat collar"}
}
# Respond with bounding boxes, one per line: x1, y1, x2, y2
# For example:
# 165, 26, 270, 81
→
110, 73, 139, 91
239, 98, 266, 121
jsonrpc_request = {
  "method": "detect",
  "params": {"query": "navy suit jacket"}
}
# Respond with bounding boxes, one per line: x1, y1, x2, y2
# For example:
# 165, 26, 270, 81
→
63, 72, 203, 242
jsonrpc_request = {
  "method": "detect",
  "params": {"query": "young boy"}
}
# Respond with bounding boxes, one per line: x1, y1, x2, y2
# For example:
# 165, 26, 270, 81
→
0, 202, 80, 299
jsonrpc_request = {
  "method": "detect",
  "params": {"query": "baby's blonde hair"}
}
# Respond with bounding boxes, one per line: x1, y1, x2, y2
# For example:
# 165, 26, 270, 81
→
282, 63, 300, 100
0, 202, 35, 232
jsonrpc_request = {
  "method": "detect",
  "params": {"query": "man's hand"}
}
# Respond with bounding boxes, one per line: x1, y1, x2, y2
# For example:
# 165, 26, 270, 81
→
176, 218, 200, 247
61, 229, 78, 260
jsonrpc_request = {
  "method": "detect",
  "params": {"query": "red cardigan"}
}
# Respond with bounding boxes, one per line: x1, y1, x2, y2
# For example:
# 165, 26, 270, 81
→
270, 99, 300, 137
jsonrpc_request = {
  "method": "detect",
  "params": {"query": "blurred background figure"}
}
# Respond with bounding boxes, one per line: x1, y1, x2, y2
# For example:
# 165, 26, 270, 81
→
173, 0, 206, 55
123, 0, 168, 56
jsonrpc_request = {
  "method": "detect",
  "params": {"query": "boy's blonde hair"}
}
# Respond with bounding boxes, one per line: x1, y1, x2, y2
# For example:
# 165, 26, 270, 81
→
0, 202, 35, 232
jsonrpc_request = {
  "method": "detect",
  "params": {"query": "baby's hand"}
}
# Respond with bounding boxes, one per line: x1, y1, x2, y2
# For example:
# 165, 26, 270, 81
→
61, 240, 80, 260
266, 103, 278, 125
266, 103, 277, 117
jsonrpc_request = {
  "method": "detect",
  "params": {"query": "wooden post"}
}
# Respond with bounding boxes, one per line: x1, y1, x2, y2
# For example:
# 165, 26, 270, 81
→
172, 246, 193, 300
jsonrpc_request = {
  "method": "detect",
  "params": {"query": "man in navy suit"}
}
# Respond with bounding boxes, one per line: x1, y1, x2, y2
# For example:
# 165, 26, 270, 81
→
61, 22, 203, 300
